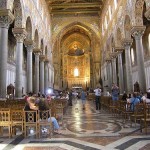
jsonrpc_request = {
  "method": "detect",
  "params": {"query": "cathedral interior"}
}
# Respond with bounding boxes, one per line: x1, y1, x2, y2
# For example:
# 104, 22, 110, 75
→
0, 0, 150, 150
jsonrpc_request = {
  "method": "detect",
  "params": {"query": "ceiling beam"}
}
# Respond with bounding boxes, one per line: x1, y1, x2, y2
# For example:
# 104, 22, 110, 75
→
50, 3, 102, 9
50, 9, 100, 15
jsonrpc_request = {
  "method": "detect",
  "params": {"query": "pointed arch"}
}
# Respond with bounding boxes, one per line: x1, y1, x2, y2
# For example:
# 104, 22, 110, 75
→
40, 39, 44, 54
26, 16, 32, 40
34, 29, 39, 48
124, 15, 132, 39
116, 27, 122, 47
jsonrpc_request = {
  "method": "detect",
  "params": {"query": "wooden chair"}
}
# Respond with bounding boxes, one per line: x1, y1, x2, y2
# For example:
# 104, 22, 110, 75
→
140, 103, 150, 134
130, 103, 144, 127
121, 102, 134, 127
38, 109, 53, 138
11, 109, 24, 136
0, 109, 12, 138
53, 103, 64, 127
23, 110, 38, 138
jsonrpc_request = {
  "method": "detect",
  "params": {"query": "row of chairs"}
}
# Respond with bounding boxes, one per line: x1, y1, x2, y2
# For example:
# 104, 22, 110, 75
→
101, 96, 150, 134
0, 108, 53, 138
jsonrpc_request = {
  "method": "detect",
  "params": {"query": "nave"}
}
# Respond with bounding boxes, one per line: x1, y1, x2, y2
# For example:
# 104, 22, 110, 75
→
0, 99, 150, 150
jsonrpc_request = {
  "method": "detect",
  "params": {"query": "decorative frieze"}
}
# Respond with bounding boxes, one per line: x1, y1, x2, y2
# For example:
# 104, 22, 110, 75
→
0, 9, 14, 28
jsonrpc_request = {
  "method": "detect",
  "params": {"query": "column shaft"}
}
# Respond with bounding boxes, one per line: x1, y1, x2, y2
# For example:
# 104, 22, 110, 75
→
27, 47, 33, 93
112, 58, 117, 84
118, 53, 124, 94
13, 28, 27, 98
0, 26, 8, 98
40, 61, 44, 94
45, 62, 49, 93
124, 44, 133, 93
0, 10, 14, 98
34, 53, 40, 94
132, 26, 146, 93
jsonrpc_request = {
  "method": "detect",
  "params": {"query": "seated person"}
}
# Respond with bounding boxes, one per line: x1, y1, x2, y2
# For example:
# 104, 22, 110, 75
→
24, 96, 38, 122
38, 99, 62, 134
127, 92, 140, 111
141, 91, 150, 103
122, 91, 128, 101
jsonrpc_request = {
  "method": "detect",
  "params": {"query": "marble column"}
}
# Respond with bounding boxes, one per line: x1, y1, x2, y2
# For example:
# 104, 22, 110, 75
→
12, 28, 27, 98
111, 56, 117, 85
131, 26, 146, 93
106, 59, 112, 92
40, 55, 45, 94
0, 9, 14, 98
33, 48, 41, 95
24, 40, 34, 93
44, 58, 49, 93
116, 48, 124, 94
123, 39, 133, 94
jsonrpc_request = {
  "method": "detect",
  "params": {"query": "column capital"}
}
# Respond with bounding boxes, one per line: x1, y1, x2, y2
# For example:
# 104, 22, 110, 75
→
114, 47, 124, 53
145, 8, 150, 21
105, 59, 111, 63
123, 39, 133, 48
40, 55, 45, 62
0, 9, 14, 28
110, 52, 118, 59
12, 28, 27, 42
45, 57, 50, 63
24, 40, 35, 52
33, 48, 41, 54
131, 26, 146, 40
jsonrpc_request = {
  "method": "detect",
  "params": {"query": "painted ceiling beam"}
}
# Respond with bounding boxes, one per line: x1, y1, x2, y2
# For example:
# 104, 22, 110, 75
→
50, 3, 102, 9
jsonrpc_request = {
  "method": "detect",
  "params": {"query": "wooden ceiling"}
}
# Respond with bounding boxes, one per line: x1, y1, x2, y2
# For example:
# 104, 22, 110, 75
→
46, 0, 104, 16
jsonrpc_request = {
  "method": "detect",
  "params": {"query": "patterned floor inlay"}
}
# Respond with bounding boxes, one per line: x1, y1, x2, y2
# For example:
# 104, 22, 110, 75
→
1, 100, 150, 150
23, 147, 66, 150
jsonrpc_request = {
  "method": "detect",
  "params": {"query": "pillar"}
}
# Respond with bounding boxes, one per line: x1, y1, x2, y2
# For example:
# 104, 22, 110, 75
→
0, 9, 14, 98
24, 40, 34, 93
123, 39, 133, 94
40, 55, 45, 94
131, 26, 146, 93
45, 58, 49, 94
112, 56, 117, 84
12, 28, 27, 98
115, 48, 124, 94
106, 59, 112, 92
33, 48, 41, 95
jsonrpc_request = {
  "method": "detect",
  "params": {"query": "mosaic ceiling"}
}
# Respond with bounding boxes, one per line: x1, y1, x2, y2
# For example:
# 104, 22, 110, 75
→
46, 0, 104, 16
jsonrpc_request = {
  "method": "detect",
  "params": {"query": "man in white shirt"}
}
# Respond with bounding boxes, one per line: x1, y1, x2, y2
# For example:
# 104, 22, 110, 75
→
94, 86, 102, 111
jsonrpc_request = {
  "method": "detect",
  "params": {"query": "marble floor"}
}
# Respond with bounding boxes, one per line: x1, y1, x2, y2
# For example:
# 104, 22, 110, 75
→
0, 99, 150, 150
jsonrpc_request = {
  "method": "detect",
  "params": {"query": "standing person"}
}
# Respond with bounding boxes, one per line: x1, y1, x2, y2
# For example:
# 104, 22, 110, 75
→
111, 83, 119, 105
68, 90, 73, 106
94, 86, 102, 111
81, 90, 86, 109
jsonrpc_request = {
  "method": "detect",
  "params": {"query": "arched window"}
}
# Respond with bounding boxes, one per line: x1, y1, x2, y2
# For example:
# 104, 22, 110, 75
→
131, 48, 135, 64
74, 68, 79, 77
